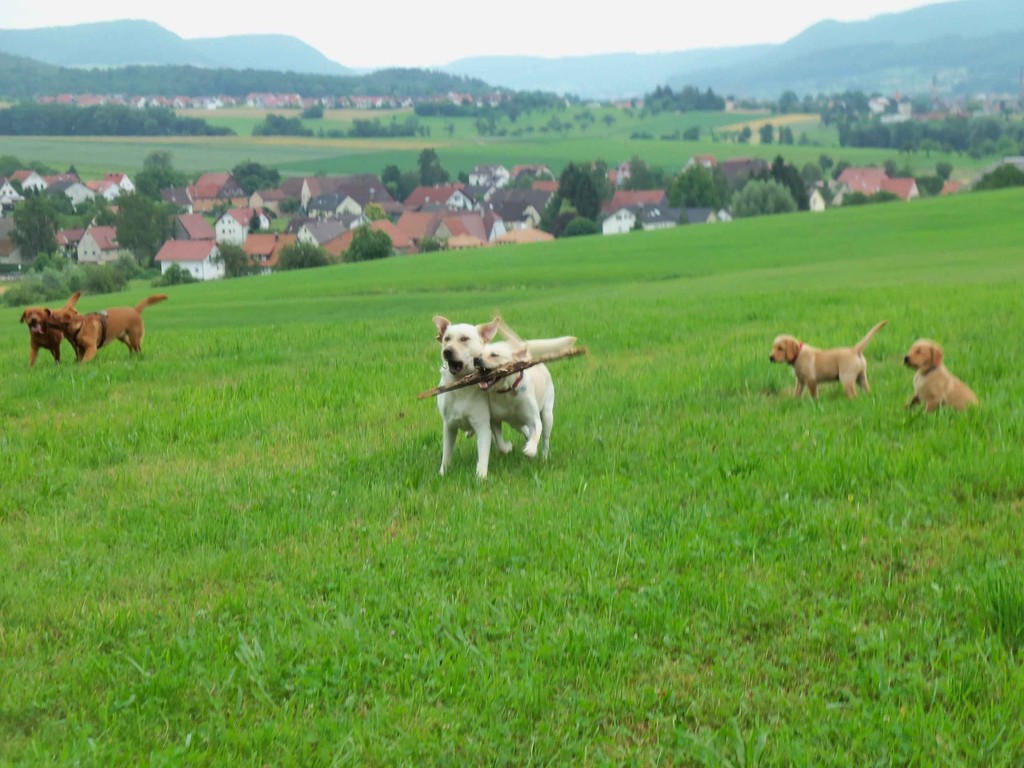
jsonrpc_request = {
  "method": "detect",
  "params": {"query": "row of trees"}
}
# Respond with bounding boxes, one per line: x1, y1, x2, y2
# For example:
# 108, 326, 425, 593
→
0, 104, 232, 137
839, 115, 1024, 157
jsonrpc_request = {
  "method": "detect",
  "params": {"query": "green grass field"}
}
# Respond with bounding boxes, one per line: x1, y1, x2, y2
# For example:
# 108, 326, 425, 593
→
2, 190, 1023, 765
0, 106, 986, 182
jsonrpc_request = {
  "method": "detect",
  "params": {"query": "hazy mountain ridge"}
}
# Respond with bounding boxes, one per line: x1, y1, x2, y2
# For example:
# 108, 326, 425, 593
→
2, 1, 1022, 100
443, 0, 1024, 98
0, 20, 353, 76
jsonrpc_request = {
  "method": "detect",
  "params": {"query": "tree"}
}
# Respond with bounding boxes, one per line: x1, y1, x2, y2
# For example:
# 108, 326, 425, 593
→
232, 160, 281, 196
974, 163, 1024, 191
135, 150, 189, 200
739, 126, 752, 143
731, 179, 798, 218
417, 148, 449, 186
10, 194, 58, 260
935, 162, 953, 181
764, 156, 809, 211
759, 123, 774, 144
670, 164, 723, 209
363, 203, 387, 221
553, 162, 601, 221
778, 91, 801, 114
562, 217, 600, 237
114, 194, 172, 267
215, 244, 257, 277
801, 162, 823, 186
622, 155, 663, 191
778, 126, 794, 145
277, 241, 328, 270
346, 226, 393, 262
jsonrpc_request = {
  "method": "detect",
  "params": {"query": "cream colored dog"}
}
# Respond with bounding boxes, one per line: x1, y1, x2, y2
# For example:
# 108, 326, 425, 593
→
433, 315, 501, 478
903, 339, 978, 412
472, 326, 576, 460
770, 321, 888, 399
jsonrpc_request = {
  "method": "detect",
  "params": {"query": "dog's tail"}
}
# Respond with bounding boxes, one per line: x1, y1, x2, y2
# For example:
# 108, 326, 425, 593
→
525, 336, 578, 358
136, 294, 169, 313
854, 320, 888, 354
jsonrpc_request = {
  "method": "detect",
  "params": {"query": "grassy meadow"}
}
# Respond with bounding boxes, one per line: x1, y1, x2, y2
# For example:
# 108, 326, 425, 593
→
0, 105, 988, 182
2, 189, 1023, 764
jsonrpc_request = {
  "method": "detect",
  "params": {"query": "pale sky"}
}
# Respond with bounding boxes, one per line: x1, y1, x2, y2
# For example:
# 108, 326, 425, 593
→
1, 0, 951, 70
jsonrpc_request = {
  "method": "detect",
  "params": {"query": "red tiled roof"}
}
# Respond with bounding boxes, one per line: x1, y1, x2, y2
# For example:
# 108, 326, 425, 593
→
396, 211, 441, 241
244, 233, 296, 268
879, 177, 917, 201
404, 184, 465, 209
532, 180, 558, 193
86, 226, 119, 251
837, 167, 889, 194
156, 240, 218, 263
940, 180, 963, 196
605, 189, 668, 214
177, 214, 215, 240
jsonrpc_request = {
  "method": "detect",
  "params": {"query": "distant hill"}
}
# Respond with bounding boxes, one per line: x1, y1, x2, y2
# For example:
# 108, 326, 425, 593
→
0, 52, 493, 101
441, 48, 772, 101
444, 0, 1024, 98
0, 20, 354, 75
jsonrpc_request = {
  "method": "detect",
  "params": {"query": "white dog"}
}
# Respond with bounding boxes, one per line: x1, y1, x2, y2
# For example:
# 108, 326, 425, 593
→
432, 315, 500, 478
473, 326, 576, 461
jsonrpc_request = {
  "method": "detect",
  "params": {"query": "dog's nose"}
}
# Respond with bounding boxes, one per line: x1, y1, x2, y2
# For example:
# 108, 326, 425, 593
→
443, 348, 455, 361
903, 356, 910, 365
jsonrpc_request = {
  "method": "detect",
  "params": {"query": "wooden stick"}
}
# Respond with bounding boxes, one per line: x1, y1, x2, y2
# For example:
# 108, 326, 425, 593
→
418, 347, 587, 400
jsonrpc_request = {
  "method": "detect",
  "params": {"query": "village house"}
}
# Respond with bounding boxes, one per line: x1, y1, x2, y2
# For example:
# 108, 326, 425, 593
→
495, 227, 554, 246
834, 167, 920, 202
404, 184, 474, 212
488, 188, 553, 231
215, 208, 270, 246
11, 170, 48, 193
77, 225, 127, 264
47, 179, 95, 209
0, 178, 25, 211
188, 172, 247, 213
56, 228, 86, 258
249, 188, 287, 215
104, 172, 135, 195
602, 204, 683, 235
155, 240, 223, 281
299, 175, 395, 215
161, 187, 194, 213
175, 213, 215, 241
244, 232, 297, 275
296, 219, 350, 252
603, 189, 670, 216
0, 218, 24, 265
468, 164, 511, 189
395, 211, 442, 246
809, 188, 828, 212
87, 178, 122, 202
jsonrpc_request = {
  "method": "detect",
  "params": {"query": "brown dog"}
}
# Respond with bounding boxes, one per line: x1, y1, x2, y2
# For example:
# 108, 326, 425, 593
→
904, 339, 978, 412
56, 294, 169, 362
19, 291, 82, 367
770, 321, 888, 399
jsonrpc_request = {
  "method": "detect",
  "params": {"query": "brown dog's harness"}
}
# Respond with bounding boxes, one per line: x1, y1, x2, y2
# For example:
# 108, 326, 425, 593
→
64, 312, 108, 348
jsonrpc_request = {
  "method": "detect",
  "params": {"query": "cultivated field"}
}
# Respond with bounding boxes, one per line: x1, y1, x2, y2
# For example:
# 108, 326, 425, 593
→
2, 190, 1022, 764
0, 106, 988, 182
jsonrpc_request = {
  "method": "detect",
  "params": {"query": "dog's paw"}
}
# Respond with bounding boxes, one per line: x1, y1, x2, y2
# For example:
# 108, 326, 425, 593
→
523, 443, 538, 459
497, 439, 513, 454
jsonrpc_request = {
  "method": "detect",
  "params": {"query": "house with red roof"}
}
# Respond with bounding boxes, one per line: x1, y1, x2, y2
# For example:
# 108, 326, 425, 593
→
78, 226, 127, 264
395, 211, 442, 245
1, 177, 25, 211
188, 172, 247, 212
215, 208, 270, 245
603, 189, 669, 216
11, 170, 47, 193
175, 214, 215, 241
404, 184, 473, 212
155, 240, 223, 281
835, 167, 919, 202
244, 233, 297, 274
104, 172, 135, 195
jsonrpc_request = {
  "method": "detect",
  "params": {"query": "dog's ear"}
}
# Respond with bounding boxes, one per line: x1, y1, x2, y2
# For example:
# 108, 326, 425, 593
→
19, 310, 27, 324
930, 344, 944, 368
478, 317, 500, 343
511, 341, 531, 362
432, 315, 450, 342
786, 339, 801, 363
64, 291, 82, 309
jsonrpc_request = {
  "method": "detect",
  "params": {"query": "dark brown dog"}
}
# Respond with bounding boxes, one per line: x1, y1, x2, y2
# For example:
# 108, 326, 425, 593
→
56, 294, 169, 362
19, 291, 82, 367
